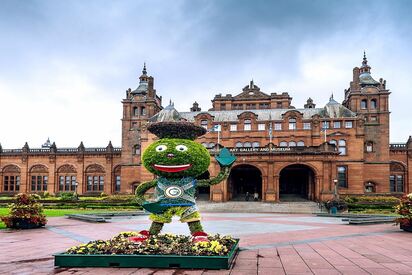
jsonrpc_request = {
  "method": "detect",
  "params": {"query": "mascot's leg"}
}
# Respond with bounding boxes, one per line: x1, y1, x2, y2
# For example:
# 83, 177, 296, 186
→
149, 221, 164, 235
180, 206, 209, 243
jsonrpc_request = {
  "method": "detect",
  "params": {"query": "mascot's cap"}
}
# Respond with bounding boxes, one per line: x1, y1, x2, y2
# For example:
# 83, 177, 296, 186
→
147, 101, 206, 140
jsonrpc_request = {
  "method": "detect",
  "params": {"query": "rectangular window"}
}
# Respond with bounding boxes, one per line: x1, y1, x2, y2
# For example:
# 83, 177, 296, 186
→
337, 166, 348, 188
4, 176, 9, 191
220, 104, 226, 110
322, 121, 329, 129
258, 124, 265, 131
99, 176, 104, 191
370, 116, 377, 122
397, 175, 404, 192
274, 123, 282, 130
289, 118, 296, 130
200, 120, 208, 129
59, 176, 64, 191
277, 102, 282, 108
115, 176, 121, 192
389, 176, 396, 192
345, 121, 353, 128
31, 175, 48, 192
303, 122, 311, 130
93, 176, 98, 191
244, 119, 251, 131
230, 124, 237, 131
333, 121, 341, 129
87, 176, 92, 191
43, 176, 48, 191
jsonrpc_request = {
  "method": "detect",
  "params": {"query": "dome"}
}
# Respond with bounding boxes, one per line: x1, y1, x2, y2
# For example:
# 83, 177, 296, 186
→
359, 72, 379, 86
149, 102, 181, 122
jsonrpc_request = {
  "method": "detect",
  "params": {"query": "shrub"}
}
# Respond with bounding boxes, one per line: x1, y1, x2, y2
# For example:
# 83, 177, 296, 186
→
59, 192, 78, 201
324, 199, 348, 212
0, 193, 47, 229
100, 192, 108, 198
395, 193, 412, 227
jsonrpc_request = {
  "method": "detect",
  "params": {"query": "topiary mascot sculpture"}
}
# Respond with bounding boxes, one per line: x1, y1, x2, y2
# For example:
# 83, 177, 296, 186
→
132, 121, 236, 243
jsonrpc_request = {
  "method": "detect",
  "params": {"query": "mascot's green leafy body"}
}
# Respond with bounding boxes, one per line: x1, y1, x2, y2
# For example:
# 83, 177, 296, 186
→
134, 120, 235, 242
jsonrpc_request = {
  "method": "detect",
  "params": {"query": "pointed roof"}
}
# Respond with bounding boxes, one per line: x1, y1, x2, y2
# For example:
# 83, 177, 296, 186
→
359, 52, 379, 86
131, 63, 149, 95
322, 94, 356, 118
149, 101, 182, 122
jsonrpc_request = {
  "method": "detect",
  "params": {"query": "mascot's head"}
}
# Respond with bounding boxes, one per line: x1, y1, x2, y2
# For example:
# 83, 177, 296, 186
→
142, 121, 210, 178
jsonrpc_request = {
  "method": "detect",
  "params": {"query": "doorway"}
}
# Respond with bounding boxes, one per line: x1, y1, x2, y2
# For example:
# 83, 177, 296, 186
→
279, 164, 315, 201
228, 165, 262, 201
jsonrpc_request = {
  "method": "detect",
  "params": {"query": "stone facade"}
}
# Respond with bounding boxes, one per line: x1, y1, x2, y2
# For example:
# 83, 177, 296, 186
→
0, 55, 411, 202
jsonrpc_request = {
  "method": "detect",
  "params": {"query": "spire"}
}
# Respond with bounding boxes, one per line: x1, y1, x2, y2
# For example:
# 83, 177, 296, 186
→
362, 50, 368, 67
330, 93, 334, 100
360, 51, 371, 74
142, 62, 147, 75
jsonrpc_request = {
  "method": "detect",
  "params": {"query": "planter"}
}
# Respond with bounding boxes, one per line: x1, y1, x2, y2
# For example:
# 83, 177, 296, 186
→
54, 239, 239, 269
10, 218, 44, 229
400, 224, 412, 232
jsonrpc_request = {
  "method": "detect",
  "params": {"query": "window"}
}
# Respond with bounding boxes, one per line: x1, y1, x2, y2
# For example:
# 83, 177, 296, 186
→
252, 142, 260, 148
370, 99, 377, 109
274, 123, 282, 130
370, 116, 377, 122
365, 182, 375, 193
57, 164, 77, 192
390, 162, 405, 192
133, 144, 141, 155
209, 142, 215, 148
329, 139, 337, 146
3, 166, 21, 192
202, 142, 208, 148
140, 106, 146, 116
289, 118, 296, 130
31, 176, 48, 192
297, 141, 305, 147
230, 124, 237, 131
235, 142, 243, 148
322, 121, 329, 129
115, 176, 121, 192
59, 176, 77, 192
288, 141, 296, 147
277, 102, 282, 108
259, 103, 269, 109
361, 99, 367, 109
201, 120, 208, 129
338, 139, 347, 155
29, 164, 48, 192
345, 121, 353, 128
87, 176, 104, 192
337, 166, 348, 188
133, 107, 138, 116
258, 123, 265, 131
365, 141, 373, 152
244, 119, 251, 131
279, 141, 288, 147
333, 121, 341, 129
303, 122, 311, 130
220, 103, 226, 110
244, 142, 252, 148
246, 103, 256, 109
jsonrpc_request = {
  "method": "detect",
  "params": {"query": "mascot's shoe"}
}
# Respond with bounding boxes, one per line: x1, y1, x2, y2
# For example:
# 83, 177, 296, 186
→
192, 231, 209, 243
128, 230, 150, 243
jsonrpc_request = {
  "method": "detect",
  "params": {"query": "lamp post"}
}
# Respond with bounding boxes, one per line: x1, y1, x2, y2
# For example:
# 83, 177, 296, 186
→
333, 179, 339, 200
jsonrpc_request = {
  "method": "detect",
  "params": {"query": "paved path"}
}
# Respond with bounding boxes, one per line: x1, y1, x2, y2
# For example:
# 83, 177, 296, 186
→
1, 213, 411, 274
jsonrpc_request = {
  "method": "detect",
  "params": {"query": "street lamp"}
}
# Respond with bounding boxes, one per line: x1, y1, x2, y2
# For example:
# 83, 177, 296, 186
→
333, 179, 339, 200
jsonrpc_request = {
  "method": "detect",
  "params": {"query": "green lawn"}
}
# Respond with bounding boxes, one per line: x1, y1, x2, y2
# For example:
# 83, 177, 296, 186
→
0, 208, 135, 229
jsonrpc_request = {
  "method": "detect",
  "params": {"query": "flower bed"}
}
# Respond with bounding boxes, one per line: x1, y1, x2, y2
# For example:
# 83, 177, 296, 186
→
395, 193, 412, 231
55, 232, 239, 269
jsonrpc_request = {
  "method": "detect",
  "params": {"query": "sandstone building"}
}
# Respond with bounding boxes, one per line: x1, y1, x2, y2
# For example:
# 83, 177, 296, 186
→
0, 57, 411, 202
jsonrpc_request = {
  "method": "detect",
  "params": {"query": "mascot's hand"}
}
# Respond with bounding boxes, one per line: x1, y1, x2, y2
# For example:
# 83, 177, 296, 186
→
215, 147, 236, 167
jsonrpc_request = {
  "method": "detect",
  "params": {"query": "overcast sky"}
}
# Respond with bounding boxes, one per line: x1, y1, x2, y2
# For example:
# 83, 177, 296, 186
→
0, 0, 411, 148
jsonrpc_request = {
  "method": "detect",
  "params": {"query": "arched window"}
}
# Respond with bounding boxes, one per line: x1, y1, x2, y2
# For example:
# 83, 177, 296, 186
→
57, 164, 77, 192
202, 142, 208, 148
113, 166, 121, 193
337, 166, 348, 188
289, 141, 296, 147
338, 139, 347, 155
244, 142, 252, 148
2, 165, 20, 192
244, 119, 251, 131
279, 141, 288, 147
329, 139, 337, 146
390, 162, 405, 193
235, 142, 243, 148
30, 164, 48, 192
209, 143, 215, 149
133, 107, 138, 116
361, 99, 367, 109
252, 142, 260, 148
201, 120, 208, 129
140, 106, 146, 116
85, 164, 105, 192
365, 141, 373, 152
289, 118, 296, 130
370, 99, 377, 109
133, 144, 141, 155
297, 141, 305, 147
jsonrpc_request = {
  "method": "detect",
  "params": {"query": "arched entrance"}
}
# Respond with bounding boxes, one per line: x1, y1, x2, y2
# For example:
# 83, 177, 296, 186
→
196, 171, 210, 200
279, 164, 315, 201
228, 165, 262, 201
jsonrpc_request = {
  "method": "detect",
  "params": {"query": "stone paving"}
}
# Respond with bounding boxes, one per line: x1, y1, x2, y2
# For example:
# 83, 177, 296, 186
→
1, 213, 412, 274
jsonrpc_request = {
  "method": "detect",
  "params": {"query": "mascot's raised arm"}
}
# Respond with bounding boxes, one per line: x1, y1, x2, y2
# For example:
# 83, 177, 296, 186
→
133, 119, 236, 243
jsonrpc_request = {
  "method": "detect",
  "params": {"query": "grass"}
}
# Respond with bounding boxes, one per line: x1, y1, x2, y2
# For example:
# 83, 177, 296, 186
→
0, 207, 137, 230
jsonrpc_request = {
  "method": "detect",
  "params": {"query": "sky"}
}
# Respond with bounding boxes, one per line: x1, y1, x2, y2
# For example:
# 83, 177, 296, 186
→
0, 0, 411, 148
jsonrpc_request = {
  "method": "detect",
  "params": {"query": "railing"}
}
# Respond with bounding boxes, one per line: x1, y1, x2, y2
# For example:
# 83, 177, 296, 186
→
0, 147, 122, 155
389, 143, 407, 149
